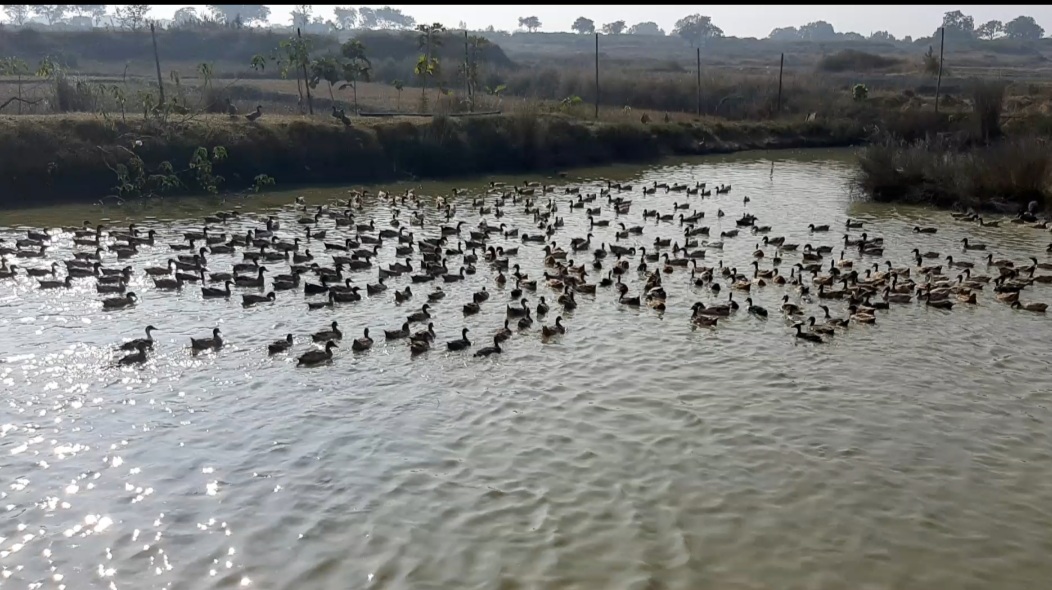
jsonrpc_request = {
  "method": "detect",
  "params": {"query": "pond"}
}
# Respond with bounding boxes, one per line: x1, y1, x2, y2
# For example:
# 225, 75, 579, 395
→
2, 149, 1051, 590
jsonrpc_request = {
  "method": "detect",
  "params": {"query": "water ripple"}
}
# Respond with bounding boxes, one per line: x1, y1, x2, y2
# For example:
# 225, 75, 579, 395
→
0, 151, 1051, 589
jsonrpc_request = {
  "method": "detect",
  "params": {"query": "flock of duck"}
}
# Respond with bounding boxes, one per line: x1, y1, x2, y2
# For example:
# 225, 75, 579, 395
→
1, 176, 1051, 368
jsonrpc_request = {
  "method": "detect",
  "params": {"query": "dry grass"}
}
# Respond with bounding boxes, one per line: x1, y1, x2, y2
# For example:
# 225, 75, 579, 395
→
857, 135, 1052, 209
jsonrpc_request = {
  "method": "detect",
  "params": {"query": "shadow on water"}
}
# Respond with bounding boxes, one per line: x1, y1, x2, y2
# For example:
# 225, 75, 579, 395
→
1, 147, 1052, 590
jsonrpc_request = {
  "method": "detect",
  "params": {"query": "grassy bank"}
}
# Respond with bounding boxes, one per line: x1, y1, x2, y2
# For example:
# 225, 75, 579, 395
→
856, 136, 1052, 211
855, 81, 1052, 212
0, 113, 865, 206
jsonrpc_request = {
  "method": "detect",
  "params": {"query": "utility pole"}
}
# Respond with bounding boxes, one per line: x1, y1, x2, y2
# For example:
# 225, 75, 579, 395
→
934, 27, 945, 114
594, 33, 600, 120
150, 22, 165, 106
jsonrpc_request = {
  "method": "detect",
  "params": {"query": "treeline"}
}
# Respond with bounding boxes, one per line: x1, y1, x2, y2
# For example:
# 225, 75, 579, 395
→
0, 27, 514, 72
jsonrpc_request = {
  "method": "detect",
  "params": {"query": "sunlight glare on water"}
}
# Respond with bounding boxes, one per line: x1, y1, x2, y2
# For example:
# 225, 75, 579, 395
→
1, 149, 1052, 589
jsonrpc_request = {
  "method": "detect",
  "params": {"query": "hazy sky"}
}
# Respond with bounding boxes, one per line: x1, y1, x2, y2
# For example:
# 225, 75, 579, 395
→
22, 5, 1052, 38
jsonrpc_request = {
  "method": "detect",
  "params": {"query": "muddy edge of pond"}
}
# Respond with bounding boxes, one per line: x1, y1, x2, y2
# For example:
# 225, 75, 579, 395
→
0, 114, 866, 207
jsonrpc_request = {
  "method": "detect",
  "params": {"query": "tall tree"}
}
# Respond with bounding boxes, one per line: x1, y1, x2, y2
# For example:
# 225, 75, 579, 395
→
941, 10, 975, 39
571, 16, 594, 35
869, 30, 896, 42
673, 14, 723, 47
339, 39, 371, 113
114, 5, 150, 30
601, 20, 625, 35
798, 21, 837, 41
72, 5, 105, 25
767, 26, 800, 41
975, 20, 1004, 40
291, 4, 312, 28
415, 22, 445, 105
517, 16, 540, 32
358, 7, 377, 28
205, 5, 270, 25
374, 6, 414, 29
173, 7, 199, 25
31, 5, 69, 25
628, 21, 664, 35
3, 5, 30, 25
333, 6, 358, 30
1004, 16, 1044, 41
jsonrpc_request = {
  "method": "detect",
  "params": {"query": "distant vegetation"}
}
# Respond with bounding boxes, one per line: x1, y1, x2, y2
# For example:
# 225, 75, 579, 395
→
817, 50, 906, 73
1, 6, 1050, 208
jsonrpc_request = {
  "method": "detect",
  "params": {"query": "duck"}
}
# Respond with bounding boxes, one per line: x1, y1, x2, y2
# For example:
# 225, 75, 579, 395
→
921, 294, 954, 310
848, 304, 877, 323
793, 323, 824, 343
517, 308, 534, 330
541, 316, 566, 338
385, 322, 411, 340
1012, 301, 1048, 313
691, 313, 719, 327
961, 238, 987, 251
38, 276, 74, 290
883, 287, 912, 304
298, 341, 338, 366
506, 297, 530, 317
312, 321, 343, 342
807, 316, 835, 336
913, 226, 937, 234
101, 292, 137, 310
536, 296, 550, 316
245, 105, 263, 122
446, 328, 472, 351
26, 262, 59, 277
808, 223, 830, 233
202, 280, 233, 298
118, 341, 150, 365
119, 325, 158, 351
351, 328, 374, 351
407, 304, 432, 323
268, 334, 294, 354
153, 276, 184, 290
494, 319, 513, 343
473, 335, 502, 357
235, 267, 268, 288
190, 328, 223, 351
745, 297, 768, 318
780, 294, 803, 316
242, 291, 277, 307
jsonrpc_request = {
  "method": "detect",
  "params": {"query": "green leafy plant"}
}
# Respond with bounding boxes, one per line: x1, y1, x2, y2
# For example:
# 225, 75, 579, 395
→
485, 83, 507, 109
308, 56, 342, 101
852, 83, 869, 102
338, 40, 372, 114
252, 174, 277, 193
110, 85, 128, 122
415, 22, 446, 110
250, 54, 268, 72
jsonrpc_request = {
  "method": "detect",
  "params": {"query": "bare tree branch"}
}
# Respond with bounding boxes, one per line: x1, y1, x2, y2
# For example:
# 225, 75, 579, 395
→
0, 97, 42, 112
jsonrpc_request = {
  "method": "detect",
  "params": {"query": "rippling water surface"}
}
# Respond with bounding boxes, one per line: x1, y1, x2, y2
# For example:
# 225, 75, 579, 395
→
2, 149, 1052, 590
